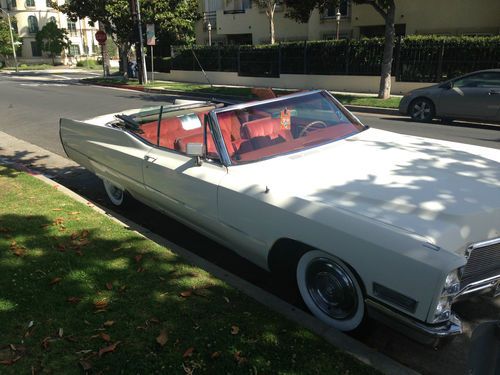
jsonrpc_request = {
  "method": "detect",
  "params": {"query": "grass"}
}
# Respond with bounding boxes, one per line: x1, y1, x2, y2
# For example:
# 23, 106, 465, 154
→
4, 64, 55, 71
81, 77, 401, 107
0, 166, 379, 374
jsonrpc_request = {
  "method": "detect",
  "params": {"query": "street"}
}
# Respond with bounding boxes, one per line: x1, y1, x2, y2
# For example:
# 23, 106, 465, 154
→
1, 71, 499, 375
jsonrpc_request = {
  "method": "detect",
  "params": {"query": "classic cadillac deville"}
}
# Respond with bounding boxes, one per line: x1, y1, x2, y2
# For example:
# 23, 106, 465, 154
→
60, 90, 500, 343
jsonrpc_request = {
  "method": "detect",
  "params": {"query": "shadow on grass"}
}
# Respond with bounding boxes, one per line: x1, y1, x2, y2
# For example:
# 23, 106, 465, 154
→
0, 207, 373, 374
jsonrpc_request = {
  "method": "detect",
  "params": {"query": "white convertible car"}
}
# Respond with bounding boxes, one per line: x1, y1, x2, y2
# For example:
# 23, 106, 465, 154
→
60, 90, 500, 344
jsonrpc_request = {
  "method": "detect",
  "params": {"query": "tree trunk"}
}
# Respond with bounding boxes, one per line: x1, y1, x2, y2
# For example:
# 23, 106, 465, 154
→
378, 1, 395, 99
98, 22, 111, 76
117, 42, 130, 77
267, 3, 276, 44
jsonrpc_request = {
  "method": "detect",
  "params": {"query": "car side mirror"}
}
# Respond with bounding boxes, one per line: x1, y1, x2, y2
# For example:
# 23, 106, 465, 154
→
440, 81, 453, 90
186, 142, 204, 166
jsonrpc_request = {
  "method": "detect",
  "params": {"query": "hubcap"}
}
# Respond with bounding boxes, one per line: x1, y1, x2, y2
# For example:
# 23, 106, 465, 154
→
413, 101, 431, 120
109, 185, 123, 200
305, 258, 358, 320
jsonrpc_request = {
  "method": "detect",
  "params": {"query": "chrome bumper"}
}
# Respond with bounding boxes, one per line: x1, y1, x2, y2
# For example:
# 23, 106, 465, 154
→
366, 299, 463, 345
456, 274, 500, 300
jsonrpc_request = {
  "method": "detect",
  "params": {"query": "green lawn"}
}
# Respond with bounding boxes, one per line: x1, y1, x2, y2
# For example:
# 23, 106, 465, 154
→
81, 77, 401, 108
0, 166, 379, 374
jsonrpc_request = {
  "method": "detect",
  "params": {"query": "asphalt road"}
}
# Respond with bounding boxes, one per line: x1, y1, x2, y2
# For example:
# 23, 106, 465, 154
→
1, 71, 499, 375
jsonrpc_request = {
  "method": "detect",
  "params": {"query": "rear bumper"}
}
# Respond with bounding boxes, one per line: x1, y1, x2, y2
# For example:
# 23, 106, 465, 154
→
366, 299, 463, 345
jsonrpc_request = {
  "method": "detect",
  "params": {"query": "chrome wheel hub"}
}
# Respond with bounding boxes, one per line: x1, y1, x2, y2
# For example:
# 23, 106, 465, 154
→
306, 258, 358, 320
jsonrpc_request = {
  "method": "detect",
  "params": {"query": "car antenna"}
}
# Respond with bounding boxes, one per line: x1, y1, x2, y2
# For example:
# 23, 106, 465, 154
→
191, 48, 213, 88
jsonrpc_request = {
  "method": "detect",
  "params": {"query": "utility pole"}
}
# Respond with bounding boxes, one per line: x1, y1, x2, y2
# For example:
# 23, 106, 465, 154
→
129, 0, 146, 84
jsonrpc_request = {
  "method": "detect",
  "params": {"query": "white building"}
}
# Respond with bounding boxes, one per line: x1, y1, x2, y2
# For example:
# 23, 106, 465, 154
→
0, 0, 100, 64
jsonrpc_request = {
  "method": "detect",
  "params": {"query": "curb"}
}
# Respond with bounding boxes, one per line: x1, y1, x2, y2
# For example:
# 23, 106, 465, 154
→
0, 133, 419, 375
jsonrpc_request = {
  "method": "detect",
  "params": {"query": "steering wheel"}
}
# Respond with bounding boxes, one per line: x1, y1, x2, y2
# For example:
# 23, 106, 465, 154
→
299, 121, 327, 137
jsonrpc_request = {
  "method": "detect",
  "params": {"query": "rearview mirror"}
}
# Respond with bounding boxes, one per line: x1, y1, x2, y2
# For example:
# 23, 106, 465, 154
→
186, 142, 204, 166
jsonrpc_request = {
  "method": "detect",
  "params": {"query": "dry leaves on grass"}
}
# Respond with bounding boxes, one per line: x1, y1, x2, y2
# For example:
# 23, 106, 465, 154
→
93, 300, 109, 312
49, 277, 62, 285
210, 351, 221, 359
230, 325, 240, 335
234, 351, 248, 365
67, 296, 81, 304
98, 341, 121, 357
100, 333, 111, 342
183, 347, 194, 358
179, 290, 193, 298
156, 330, 168, 347
103, 320, 115, 327
10, 241, 26, 257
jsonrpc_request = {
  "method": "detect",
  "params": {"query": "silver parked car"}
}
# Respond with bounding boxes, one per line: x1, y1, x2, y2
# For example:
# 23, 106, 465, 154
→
399, 69, 500, 123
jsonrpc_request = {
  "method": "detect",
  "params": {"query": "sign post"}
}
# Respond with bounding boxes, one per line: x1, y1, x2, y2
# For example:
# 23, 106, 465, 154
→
146, 24, 155, 83
95, 30, 107, 77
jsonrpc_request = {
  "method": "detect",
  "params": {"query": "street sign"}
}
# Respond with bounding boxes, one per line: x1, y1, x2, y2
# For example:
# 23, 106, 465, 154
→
95, 30, 107, 45
146, 24, 155, 46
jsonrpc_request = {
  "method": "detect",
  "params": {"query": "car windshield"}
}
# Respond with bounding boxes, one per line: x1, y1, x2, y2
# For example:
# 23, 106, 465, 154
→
215, 91, 365, 164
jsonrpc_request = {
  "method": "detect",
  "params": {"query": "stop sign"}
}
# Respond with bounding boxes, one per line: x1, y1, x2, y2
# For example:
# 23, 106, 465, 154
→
95, 30, 107, 45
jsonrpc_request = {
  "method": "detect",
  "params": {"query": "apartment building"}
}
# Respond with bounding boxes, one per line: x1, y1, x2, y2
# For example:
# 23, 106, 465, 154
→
0, 0, 100, 63
196, 0, 500, 45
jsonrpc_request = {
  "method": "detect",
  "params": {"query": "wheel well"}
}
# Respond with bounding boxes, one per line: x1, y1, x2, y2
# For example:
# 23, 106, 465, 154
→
267, 238, 311, 277
268, 238, 368, 296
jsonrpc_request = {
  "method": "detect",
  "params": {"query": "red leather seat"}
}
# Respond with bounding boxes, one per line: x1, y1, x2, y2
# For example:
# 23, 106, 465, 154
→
242, 118, 293, 150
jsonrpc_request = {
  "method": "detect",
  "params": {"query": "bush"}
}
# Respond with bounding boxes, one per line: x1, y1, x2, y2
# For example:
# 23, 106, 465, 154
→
76, 59, 97, 68
168, 36, 500, 82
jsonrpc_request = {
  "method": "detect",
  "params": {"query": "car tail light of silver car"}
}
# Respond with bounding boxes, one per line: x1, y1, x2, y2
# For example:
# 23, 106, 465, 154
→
432, 269, 461, 323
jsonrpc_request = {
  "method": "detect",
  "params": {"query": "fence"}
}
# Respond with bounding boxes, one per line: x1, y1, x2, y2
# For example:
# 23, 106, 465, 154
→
165, 36, 500, 82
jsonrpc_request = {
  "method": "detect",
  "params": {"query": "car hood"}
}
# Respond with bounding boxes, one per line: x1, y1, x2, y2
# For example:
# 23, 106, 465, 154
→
246, 128, 500, 254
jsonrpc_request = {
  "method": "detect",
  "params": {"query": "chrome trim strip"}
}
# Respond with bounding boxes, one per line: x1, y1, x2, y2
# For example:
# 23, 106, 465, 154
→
468, 237, 500, 251
366, 299, 462, 344
208, 110, 232, 166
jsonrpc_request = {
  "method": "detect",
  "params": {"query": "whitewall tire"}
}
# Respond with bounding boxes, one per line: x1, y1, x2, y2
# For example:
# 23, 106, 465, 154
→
103, 179, 125, 206
296, 250, 365, 332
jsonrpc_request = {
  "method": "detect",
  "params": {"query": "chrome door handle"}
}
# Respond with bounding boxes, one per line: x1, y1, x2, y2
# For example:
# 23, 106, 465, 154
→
144, 155, 157, 162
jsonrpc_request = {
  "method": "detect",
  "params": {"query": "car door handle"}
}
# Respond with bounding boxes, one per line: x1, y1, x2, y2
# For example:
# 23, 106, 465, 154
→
488, 90, 500, 96
144, 155, 157, 162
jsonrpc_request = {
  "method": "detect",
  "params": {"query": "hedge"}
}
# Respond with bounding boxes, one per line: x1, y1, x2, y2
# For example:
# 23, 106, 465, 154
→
165, 35, 500, 82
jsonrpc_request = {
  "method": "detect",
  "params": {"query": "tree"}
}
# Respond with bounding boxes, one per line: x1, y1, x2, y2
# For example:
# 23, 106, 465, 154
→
0, 16, 21, 64
285, 0, 396, 99
35, 21, 71, 65
56, 0, 199, 77
255, 0, 280, 44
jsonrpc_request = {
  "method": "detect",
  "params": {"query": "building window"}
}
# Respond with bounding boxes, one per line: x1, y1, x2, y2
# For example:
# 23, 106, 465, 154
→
67, 20, 77, 33
324, 0, 349, 19
46, 0, 52, 7
69, 44, 80, 56
26, 0, 35, 7
49, 16, 56, 24
31, 41, 42, 56
11, 0, 17, 7
28, 15, 39, 33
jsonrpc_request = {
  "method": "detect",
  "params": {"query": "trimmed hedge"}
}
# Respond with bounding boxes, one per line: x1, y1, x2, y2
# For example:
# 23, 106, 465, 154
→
166, 35, 500, 82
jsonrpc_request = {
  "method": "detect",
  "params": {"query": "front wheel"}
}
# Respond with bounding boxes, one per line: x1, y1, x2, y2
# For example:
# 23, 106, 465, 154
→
296, 250, 365, 332
103, 179, 126, 206
409, 98, 435, 122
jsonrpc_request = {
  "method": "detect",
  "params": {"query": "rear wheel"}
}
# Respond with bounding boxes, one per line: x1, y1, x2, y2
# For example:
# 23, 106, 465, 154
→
296, 250, 365, 331
409, 98, 435, 122
103, 179, 126, 206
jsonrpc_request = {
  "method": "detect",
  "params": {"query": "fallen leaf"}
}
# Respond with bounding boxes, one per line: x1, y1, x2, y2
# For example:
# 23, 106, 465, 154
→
100, 333, 111, 342
49, 277, 62, 285
134, 254, 143, 263
223, 297, 230, 303
80, 230, 90, 238
69, 211, 80, 215
180, 290, 192, 298
52, 208, 63, 211
103, 321, 115, 327
230, 325, 240, 335
149, 317, 160, 324
94, 300, 108, 311
28, 321, 34, 328
67, 297, 81, 304
156, 330, 168, 347
70, 232, 79, 240
182, 347, 194, 358
98, 341, 120, 357
234, 351, 247, 365
41, 337, 50, 350
136, 267, 145, 273
211, 351, 221, 359
105, 282, 113, 291
0, 356, 21, 365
